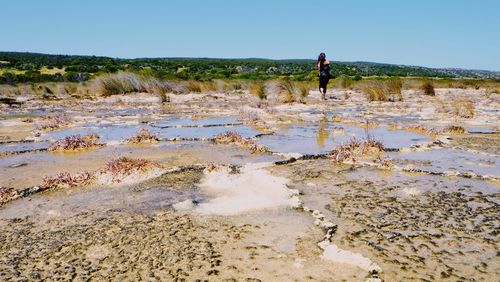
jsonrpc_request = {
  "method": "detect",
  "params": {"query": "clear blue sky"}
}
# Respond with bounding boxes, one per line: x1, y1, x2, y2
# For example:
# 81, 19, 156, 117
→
2, 0, 499, 70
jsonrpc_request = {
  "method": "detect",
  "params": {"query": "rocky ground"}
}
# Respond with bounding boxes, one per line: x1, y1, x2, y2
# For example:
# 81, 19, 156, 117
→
0, 87, 498, 281
272, 160, 499, 281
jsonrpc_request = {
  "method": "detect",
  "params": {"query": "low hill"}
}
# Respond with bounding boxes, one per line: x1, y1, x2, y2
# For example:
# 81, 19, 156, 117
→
0, 51, 499, 84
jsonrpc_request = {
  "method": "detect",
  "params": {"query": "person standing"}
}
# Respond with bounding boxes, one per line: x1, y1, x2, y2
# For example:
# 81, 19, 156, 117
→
317, 52, 330, 100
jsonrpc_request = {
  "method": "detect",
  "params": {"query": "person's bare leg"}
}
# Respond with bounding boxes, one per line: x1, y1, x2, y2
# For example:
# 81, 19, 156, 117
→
319, 87, 325, 100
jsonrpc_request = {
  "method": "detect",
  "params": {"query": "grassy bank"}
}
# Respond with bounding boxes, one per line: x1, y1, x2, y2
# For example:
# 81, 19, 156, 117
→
1, 72, 499, 102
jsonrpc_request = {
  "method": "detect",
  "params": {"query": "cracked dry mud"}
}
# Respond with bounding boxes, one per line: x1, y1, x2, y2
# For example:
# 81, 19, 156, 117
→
272, 160, 499, 281
0, 157, 365, 281
0, 211, 223, 281
1, 87, 499, 281
0, 199, 363, 281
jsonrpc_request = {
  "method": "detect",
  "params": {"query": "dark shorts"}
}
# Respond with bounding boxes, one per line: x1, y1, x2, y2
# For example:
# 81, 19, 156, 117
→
319, 76, 329, 89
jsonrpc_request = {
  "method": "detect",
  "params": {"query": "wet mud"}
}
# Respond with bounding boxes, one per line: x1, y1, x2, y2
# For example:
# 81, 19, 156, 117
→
0, 88, 499, 281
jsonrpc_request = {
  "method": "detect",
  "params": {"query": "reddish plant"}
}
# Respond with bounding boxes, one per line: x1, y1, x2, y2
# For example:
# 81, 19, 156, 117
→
124, 128, 159, 144
214, 131, 245, 144
101, 157, 161, 177
0, 187, 19, 204
214, 131, 269, 154
329, 137, 384, 163
37, 115, 72, 130
40, 171, 95, 190
49, 134, 102, 151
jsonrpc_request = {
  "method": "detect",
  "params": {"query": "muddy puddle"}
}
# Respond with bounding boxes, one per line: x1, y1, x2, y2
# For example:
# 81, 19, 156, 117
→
258, 122, 429, 155
151, 116, 241, 127
41, 116, 259, 143
0, 115, 261, 154
389, 148, 499, 177
0, 141, 50, 153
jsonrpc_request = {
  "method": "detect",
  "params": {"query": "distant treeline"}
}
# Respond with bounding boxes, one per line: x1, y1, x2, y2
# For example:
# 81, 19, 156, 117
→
0, 51, 499, 84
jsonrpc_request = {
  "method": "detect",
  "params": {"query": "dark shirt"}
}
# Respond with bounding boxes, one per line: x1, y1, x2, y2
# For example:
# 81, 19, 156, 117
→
319, 63, 330, 77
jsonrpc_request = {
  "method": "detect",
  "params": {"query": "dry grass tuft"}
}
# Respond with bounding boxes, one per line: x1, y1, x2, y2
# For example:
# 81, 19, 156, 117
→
297, 83, 310, 102
281, 80, 297, 103
364, 82, 388, 101
0, 85, 21, 97
451, 100, 475, 118
403, 125, 439, 137
214, 131, 269, 154
219, 81, 244, 93
49, 134, 102, 151
276, 80, 310, 103
40, 171, 95, 190
34, 85, 55, 96
362, 80, 402, 102
403, 124, 466, 136
124, 128, 159, 144
339, 76, 355, 89
249, 81, 267, 100
441, 125, 466, 134
433, 97, 449, 114
386, 78, 403, 99
200, 81, 218, 93
93, 72, 172, 96
185, 80, 202, 93
183, 80, 218, 93
0, 82, 93, 98
421, 80, 435, 96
